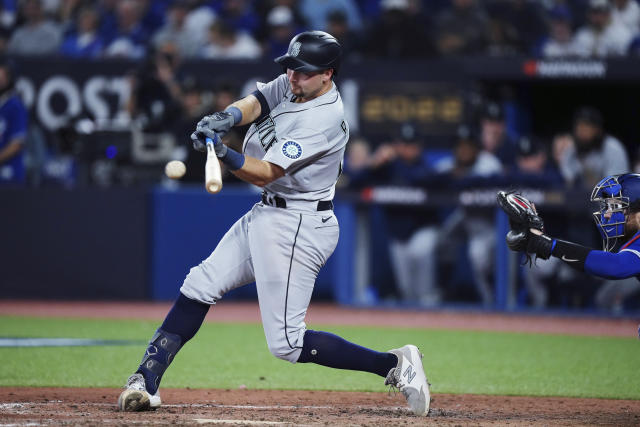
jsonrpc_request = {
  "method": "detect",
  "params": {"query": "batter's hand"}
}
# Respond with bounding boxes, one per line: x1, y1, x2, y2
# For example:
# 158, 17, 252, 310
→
190, 131, 206, 152
191, 129, 228, 157
197, 111, 235, 138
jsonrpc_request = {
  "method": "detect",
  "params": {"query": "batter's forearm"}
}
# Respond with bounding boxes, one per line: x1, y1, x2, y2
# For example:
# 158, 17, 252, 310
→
231, 156, 284, 187
228, 95, 262, 126
0, 140, 23, 163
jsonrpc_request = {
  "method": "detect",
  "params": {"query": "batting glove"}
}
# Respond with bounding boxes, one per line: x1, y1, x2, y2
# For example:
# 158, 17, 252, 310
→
197, 111, 235, 138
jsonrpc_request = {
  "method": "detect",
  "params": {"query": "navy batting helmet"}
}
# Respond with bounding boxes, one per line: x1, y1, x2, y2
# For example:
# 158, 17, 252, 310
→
275, 31, 342, 75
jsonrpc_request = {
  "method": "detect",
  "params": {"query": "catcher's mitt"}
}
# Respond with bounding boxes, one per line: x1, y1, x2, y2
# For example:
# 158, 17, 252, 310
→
497, 191, 547, 266
496, 191, 544, 231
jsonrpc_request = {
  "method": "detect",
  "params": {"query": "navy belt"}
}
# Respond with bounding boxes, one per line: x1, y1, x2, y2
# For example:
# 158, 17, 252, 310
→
261, 193, 333, 211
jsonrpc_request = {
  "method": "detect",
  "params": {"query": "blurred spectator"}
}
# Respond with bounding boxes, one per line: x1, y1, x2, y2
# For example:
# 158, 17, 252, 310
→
0, 59, 27, 185
486, 0, 547, 56
380, 123, 442, 306
7, 0, 62, 56
573, 0, 633, 57
438, 125, 502, 305
152, 1, 200, 58
184, 0, 218, 47
127, 43, 184, 133
510, 135, 563, 307
628, 32, 640, 54
59, 7, 104, 58
479, 101, 516, 172
527, 106, 631, 310
216, 0, 260, 35
96, 0, 118, 43
553, 106, 629, 189
0, 27, 11, 55
173, 75, 211, 182
103, 0, 149, 59
211, 81, 237, 112
634, 146, 640, 173
55, 0, 85, 34
611, 0, 640, 34
262, 6, 298, 59
299, 0, 362, 32
594, 275, 640, 313
539, 5, 581, 58
344, 124, 443, 305
432, 0, 490, 56
0, 0, 17, 32
138, 0, 168, 37
200, 20, 261, 59
341, 135, 372, 188
326, 9, 363, 57
510, 135, 563, 187
365, 0, 433, 58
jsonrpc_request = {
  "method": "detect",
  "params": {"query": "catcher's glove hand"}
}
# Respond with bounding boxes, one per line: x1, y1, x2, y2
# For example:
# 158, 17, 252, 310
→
497, 191, 547, 266
496, 191, 544, 231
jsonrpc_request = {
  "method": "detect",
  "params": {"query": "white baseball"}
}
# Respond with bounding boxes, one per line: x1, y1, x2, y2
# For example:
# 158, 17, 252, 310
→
165, 160, 186, 179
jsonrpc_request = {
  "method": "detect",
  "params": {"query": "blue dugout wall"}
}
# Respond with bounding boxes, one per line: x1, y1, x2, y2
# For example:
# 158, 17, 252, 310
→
0, 185, 508, 306
150, 186, 356, 303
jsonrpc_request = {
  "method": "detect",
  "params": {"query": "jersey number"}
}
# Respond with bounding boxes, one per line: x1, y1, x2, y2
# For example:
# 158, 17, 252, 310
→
256, 115, 278, 152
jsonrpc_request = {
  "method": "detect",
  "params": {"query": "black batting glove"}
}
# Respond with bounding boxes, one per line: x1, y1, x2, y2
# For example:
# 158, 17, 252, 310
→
525, 232, 554, 260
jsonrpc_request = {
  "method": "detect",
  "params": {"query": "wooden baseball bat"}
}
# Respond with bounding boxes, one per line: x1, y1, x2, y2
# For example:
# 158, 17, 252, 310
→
205, 136, 223, 194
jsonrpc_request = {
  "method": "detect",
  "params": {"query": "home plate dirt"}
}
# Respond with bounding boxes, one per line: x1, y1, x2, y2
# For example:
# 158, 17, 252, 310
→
1, 387, 639, 426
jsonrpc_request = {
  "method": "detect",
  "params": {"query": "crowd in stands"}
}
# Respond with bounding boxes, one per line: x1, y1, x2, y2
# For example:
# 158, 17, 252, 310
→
2, 0, 640, 60
2, 0, 640, 310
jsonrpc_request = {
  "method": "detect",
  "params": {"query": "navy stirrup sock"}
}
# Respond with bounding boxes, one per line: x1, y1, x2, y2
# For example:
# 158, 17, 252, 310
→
159, 293, 210, 341
137, 294, 210, 394
297, 330, 398, 377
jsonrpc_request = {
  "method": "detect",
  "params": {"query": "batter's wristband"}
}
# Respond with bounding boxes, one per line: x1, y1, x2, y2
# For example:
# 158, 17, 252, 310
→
551, 239, 591, 271
224, 106, 242, 125
219, 147, 245, 171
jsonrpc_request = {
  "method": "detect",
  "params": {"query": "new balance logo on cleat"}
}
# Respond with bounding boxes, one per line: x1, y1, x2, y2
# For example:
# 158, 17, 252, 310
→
385, 344, 431, 416
403, 365, 416, 384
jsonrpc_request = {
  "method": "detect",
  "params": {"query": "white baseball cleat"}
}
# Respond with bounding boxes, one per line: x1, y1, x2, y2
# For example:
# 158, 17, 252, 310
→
117, 373, 161, 412
385, 344, 431, 416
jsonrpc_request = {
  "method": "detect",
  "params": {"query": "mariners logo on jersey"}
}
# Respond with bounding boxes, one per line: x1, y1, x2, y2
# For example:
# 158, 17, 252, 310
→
282, 141, 302, 159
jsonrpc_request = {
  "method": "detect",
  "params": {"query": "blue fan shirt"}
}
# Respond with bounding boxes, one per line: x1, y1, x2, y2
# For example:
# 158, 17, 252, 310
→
0, 93, 27, 183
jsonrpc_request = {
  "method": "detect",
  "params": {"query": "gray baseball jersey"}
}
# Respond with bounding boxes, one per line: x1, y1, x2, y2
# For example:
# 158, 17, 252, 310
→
181, 74, 349, 363
245, 74, 348, 201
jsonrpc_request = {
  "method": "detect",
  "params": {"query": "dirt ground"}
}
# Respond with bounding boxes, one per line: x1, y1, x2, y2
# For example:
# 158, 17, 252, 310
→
1, 387, 639, 426
1, 300, 639, 426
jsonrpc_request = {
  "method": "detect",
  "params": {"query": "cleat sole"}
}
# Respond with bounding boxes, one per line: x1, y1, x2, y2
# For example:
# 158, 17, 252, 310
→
118, 389, 150, 412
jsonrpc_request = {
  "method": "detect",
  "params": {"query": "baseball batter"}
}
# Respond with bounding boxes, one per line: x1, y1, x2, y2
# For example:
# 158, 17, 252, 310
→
118, 31, 431, 416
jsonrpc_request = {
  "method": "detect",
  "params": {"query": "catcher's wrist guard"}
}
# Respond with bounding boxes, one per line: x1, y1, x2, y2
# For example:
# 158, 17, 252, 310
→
525, 232, 554, 260
550, 239, 591, 271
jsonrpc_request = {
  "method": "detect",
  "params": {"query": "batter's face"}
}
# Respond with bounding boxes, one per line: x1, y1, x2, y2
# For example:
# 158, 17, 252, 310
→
287, 69, 333, 102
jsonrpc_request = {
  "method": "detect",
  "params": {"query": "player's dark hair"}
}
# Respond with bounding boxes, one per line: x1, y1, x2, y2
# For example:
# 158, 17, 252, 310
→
629, 201, 640, 214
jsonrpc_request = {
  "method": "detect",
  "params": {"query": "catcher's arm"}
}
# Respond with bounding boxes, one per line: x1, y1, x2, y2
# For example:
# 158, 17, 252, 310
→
497, 191, 591, 270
